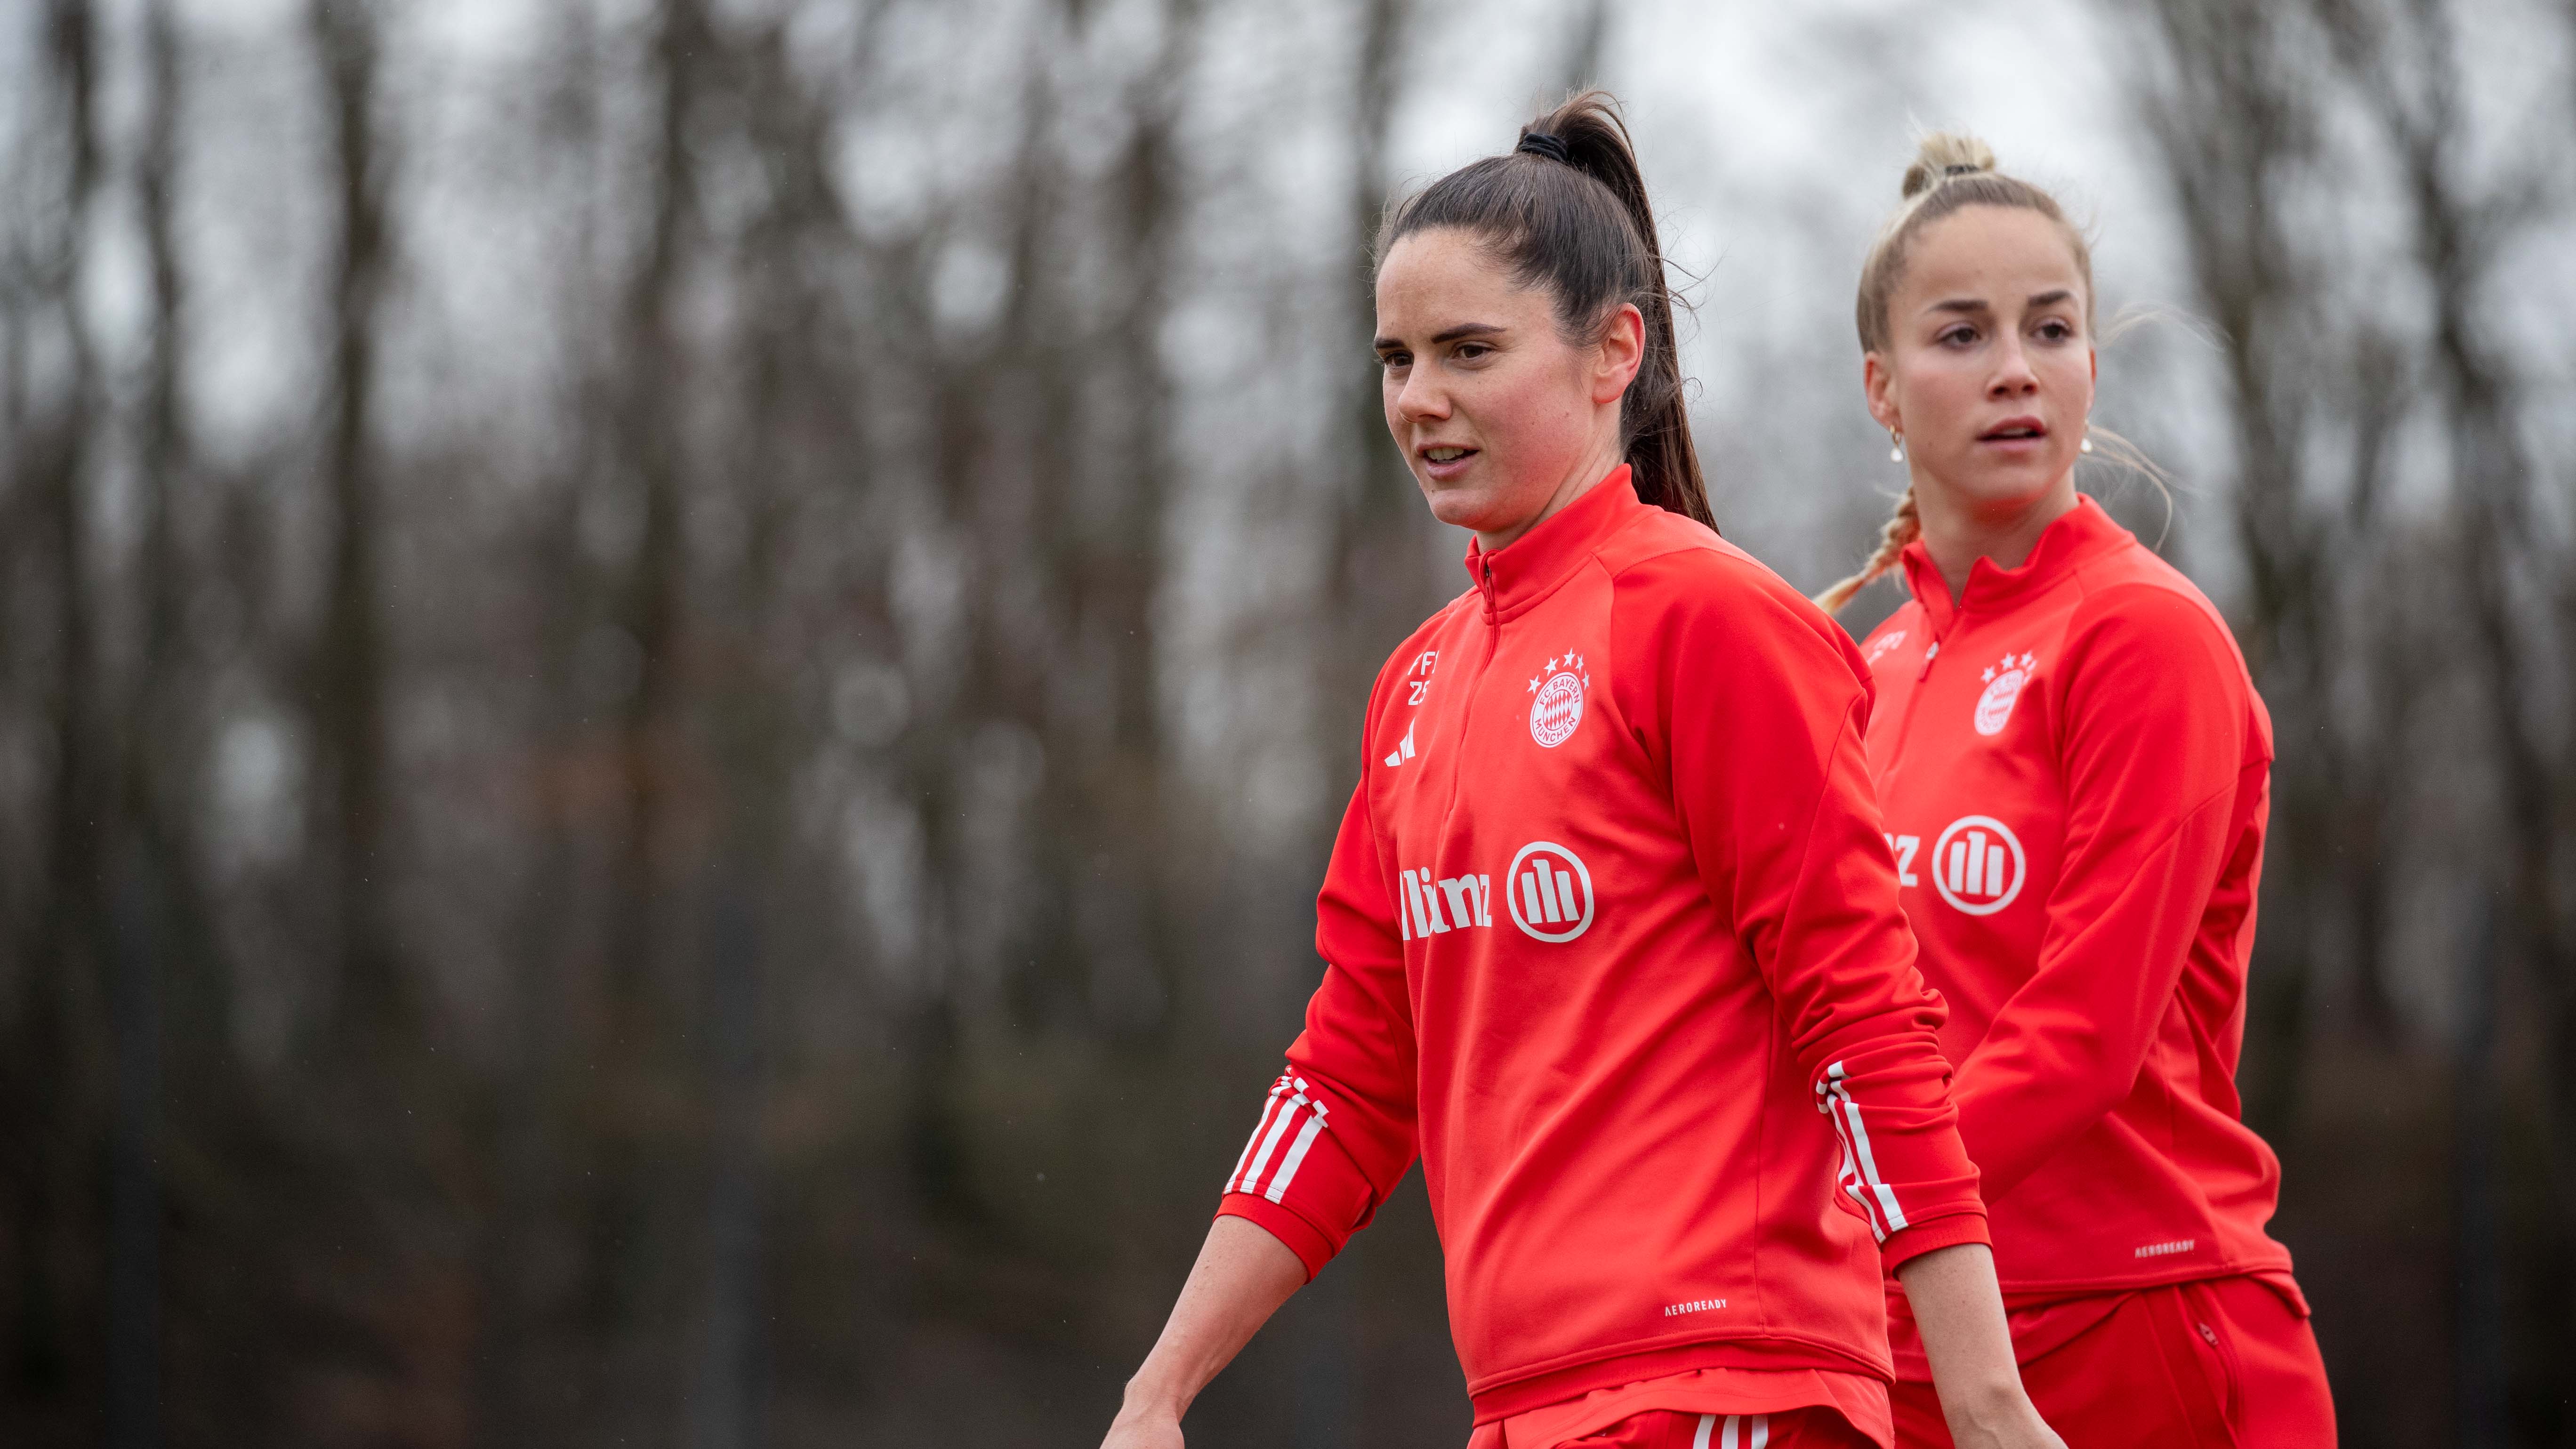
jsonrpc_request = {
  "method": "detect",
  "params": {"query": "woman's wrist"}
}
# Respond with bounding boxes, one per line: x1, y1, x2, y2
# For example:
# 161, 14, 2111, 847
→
1940, 1372, 2032, 1425
1939, 1374, 2056, 1449
1116, 1373, 1189, 1425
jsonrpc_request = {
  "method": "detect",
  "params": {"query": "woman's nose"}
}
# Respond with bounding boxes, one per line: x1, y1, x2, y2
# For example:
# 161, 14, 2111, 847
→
1988, 337, 2039, 396
1394, 370, 1449, 422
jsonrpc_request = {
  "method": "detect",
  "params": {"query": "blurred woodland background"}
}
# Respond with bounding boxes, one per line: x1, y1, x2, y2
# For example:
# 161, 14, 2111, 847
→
0, 0, 2572, 1445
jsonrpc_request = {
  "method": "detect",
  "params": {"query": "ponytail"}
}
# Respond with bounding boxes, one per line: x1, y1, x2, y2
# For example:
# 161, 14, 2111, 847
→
1378, 91, 1712, 529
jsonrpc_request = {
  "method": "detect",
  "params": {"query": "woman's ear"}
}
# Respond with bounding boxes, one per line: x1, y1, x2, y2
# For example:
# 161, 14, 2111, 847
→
1863, 351, 1898, 431
1593, 303, 1646, 404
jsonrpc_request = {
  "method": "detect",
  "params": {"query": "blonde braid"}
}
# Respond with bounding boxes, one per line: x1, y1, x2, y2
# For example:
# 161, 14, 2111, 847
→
1814, 486, 1920, 616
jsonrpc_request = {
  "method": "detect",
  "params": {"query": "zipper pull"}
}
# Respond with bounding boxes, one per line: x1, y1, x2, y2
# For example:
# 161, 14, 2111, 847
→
1916, 640, 1940, 682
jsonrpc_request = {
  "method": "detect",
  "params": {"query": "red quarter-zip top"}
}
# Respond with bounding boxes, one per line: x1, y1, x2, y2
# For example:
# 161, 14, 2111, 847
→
1215, 469, 1988, 1434
1856, 496, 2294, 1314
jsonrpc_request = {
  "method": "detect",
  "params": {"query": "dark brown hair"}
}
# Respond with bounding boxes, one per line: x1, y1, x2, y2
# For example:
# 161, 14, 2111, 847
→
1375, 91, 1712, 529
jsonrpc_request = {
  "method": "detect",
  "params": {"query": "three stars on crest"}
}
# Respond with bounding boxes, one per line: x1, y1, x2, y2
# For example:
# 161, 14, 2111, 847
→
1980, 652, 2035, 684
1528, 651, 1589, 693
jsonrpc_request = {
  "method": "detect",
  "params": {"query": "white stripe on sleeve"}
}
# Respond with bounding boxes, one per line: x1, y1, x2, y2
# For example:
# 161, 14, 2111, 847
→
1227, 1079, 1291, 1192
1828, 1095, 1886, 1238
1264, 1102, 1329, 1202
1239, 1080, 1311, 1192
1826, 1061, 1909, 1234
1819, 1069, 1886, 1240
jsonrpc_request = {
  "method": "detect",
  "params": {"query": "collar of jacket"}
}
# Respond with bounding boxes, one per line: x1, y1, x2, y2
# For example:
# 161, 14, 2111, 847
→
1464, 464, 1642, 624
1898, 491, 2134, 632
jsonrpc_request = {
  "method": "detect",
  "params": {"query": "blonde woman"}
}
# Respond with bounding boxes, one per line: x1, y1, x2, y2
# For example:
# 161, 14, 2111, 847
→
1819, 135, 2335, 1447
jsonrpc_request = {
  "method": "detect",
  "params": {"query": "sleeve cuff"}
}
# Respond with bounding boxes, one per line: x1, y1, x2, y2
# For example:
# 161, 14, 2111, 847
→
1878, 1210, 1991, 1271
1217, 1192, 1339, 1280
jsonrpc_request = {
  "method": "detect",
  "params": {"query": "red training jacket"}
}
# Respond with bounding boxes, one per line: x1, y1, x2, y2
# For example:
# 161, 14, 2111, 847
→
1217, 469, 1988, 1425
1855, 495, 2295, 1306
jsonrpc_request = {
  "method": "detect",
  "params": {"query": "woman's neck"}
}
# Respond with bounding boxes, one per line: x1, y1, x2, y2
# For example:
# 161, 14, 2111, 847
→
1914, 475, 2079, 603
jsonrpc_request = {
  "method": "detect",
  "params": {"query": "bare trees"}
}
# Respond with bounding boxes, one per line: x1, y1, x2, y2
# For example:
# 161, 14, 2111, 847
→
4, 2, 112, 1434
308, 0, 402, 1054
2125, 0, 2576, 1439
0, 0, 2568, 1444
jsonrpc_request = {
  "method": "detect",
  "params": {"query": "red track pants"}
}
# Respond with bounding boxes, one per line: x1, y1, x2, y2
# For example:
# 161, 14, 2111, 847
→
1892, 1275, 2335, 1448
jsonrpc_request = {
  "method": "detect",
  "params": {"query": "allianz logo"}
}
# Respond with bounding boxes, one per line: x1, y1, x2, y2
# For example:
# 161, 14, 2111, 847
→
1888, 815, 2027, 917
1397, 841, 1595, 944
1397, 868, 1489, 941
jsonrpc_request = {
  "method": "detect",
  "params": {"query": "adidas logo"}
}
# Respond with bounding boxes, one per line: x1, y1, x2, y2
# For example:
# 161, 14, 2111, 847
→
1384, 720, 1417, 768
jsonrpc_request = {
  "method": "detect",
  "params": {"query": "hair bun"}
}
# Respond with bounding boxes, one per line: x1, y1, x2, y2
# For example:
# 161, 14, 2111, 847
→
1900, 132, 1997, 199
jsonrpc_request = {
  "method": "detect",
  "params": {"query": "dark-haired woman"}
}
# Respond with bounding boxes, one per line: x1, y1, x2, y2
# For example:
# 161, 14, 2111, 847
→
1818, 134, 2334, 1447
1099, 97, 2061, 1449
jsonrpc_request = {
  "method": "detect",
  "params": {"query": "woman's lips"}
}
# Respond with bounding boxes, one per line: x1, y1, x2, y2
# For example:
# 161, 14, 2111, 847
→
1418, 445, 1479, 482
1974, 418, 2049, 455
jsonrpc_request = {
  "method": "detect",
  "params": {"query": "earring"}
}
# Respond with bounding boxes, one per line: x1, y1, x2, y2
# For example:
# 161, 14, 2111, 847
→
2079, 433, 2094, 454
1888, 429, 1905, 463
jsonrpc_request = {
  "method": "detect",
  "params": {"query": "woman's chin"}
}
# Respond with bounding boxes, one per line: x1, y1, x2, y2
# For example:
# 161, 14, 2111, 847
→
1419, 483, 1508, 534
1935, 453, 2077, 511
1418, 464, 1569, 542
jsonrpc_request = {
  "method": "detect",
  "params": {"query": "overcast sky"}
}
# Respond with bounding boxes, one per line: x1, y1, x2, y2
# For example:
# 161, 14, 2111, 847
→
25, 0, 2565, 598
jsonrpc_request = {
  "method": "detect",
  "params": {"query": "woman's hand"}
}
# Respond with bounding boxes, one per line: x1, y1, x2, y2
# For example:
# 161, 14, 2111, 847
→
1892, 1242, 2066, 1449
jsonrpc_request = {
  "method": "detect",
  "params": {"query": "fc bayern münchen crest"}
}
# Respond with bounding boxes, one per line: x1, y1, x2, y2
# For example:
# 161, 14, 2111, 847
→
1527, 651, 1590, 748
1974, 652, 2036, 736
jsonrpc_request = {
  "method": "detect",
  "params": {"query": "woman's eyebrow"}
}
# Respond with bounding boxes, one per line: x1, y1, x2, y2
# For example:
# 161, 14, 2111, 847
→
1375, 321, 1506, 354
1929, 289, 2075, 318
